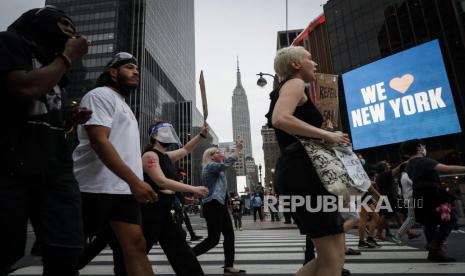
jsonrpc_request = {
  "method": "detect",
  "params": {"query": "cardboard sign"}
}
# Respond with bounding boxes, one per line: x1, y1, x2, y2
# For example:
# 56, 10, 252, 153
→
199, 70, 208, 121
333, 146, 371, 192
314, 73, 339, 128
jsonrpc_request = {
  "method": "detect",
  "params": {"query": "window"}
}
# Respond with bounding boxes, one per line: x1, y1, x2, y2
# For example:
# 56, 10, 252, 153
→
78, 21, 115, 32
88, 43, 114, 54
87, 33, 115, 42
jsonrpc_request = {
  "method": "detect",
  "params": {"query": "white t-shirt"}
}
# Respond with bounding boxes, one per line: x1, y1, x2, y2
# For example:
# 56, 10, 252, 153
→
400, 171, 413, 199
73, 87, 143, 194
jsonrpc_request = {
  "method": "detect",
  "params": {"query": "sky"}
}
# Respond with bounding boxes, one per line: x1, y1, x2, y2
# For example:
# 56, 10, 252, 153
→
0, 0, 325, 178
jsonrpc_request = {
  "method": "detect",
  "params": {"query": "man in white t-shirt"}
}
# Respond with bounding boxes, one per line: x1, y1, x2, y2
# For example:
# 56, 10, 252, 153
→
73, 52, 157, 276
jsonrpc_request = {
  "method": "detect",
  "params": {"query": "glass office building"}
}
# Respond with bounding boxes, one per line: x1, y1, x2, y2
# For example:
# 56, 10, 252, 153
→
47, 0, 211, 184
324, 0, 465, 163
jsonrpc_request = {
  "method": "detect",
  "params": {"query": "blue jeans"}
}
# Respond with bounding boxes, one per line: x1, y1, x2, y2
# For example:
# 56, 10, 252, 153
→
232, 212, 242, 229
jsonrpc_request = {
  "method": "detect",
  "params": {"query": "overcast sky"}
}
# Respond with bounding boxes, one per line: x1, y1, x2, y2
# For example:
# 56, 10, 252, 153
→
0, 0, 325, 176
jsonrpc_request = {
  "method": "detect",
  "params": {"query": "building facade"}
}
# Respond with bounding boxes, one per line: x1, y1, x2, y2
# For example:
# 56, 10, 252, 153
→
231, 60, 253, 161
261, 125, 280, 193
323, 0, 465, 164
277, 29, 303, 50
48, 0, 211, 185
292, 14, 334, 74
245, 156, 259, 192
217, 142, 238, 193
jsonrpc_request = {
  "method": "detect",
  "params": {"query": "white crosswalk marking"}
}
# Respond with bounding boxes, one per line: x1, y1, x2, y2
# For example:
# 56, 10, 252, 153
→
11, 229, 465, 275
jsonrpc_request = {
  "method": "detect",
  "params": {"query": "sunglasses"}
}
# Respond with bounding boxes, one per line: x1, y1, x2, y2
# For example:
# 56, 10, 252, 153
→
106, 52, 137, 68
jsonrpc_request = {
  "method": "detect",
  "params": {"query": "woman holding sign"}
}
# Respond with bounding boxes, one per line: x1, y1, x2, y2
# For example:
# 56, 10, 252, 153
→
267, 46, 350, 276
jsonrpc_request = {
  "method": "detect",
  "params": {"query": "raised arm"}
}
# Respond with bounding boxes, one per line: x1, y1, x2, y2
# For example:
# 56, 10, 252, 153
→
142, 151, 208, 197
7, 36, 88, 99
391, 161, 407, 177
205, 141, 243, 174
435, 163, 465, 174
167, 123, 209, 162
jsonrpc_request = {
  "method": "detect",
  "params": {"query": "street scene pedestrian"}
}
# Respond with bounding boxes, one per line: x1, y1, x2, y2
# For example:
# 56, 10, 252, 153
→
193, 143, 246, 275
3, 1, 465, 276
0, 6, 89, 276
73, 52, 156, 276
112, 120, 209, 276
230, 193, 244, 230
401, 139, 465, 262
267, 45, 350, 276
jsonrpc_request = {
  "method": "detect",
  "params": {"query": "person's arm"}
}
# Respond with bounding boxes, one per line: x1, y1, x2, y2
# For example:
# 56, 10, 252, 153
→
391, 161, 407, 177
167, 123, 209, 162
86, 125, 157, 203
142, 151, 208, 197
205, 141, 243, 173
205, 155, 238, 173
271, 79, 350, 144
435, 163, 465, 174
7, 36, 88, 99
368, 184, 381, 202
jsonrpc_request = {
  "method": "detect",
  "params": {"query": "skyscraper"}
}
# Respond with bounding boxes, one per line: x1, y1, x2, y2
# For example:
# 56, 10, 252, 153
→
47, 0, 213, 185
231, 59, 253, 159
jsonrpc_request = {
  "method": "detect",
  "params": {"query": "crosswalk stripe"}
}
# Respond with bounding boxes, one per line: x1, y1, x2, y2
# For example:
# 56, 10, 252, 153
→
11, 230, 463, 275
12, 263, 465, 275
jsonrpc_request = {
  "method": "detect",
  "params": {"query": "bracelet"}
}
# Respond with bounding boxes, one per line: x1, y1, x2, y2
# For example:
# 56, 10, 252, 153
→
199, 133, 207, 139
58, 53, 72, 69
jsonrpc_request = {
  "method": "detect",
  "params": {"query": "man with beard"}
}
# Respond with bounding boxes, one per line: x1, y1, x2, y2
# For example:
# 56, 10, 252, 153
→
73, 52, 157, 276
0, 6, 90, 276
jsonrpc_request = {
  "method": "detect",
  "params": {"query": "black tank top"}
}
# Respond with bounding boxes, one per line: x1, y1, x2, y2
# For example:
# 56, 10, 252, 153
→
266, 79, 324, 150
143, 148, 178, 192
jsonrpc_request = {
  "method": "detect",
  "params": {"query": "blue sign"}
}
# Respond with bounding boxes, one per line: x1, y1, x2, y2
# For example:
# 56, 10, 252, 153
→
342, 40, 461, 150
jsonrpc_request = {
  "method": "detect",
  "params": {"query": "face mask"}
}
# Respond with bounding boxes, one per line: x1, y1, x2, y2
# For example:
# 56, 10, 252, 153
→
213, 153, 225, 163
420, 146, 427, 157
8, 6, 73, 63
360, 159, 366, 166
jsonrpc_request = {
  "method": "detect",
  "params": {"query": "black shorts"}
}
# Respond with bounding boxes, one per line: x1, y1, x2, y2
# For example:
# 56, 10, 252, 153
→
81, 192, 141, 237
0, 171, 83, 268
276, 143, 344, 239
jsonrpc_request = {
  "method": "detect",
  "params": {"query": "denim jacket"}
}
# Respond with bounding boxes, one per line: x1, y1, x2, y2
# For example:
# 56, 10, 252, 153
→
201, 155, 238, 205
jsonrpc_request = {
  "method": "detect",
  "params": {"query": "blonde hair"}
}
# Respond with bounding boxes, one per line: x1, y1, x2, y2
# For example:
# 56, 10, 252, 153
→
274, 46, 308, 81
202, 147, 219, 166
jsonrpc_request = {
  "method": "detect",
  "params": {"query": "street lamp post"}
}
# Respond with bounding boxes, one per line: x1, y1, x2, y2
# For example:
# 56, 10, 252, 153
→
256, 72, 275, 87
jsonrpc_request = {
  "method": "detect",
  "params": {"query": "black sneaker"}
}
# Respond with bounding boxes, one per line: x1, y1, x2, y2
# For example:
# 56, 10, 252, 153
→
224, 268, 246, 274
358, 240, 376, 249
345, 248, 362, 255
367, 237, 382, 248
341, 268, 351, 276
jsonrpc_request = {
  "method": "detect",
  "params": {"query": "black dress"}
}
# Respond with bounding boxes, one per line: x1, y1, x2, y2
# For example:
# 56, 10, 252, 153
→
267, 79, 344, 238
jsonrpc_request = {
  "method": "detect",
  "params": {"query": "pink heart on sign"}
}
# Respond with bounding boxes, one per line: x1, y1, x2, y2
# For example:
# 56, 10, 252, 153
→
389, 74, 414, 94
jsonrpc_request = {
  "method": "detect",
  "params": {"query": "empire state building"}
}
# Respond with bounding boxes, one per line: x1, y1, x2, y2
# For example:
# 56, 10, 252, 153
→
232, 59, 253, 158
